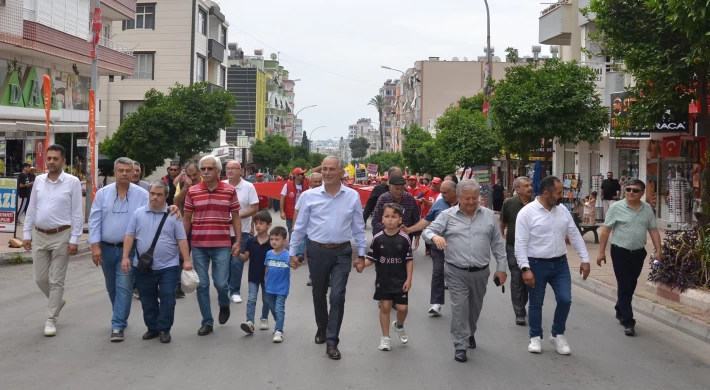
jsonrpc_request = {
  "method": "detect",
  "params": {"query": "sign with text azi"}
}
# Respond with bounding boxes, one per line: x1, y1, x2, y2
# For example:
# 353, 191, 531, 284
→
0, 178, 18, 232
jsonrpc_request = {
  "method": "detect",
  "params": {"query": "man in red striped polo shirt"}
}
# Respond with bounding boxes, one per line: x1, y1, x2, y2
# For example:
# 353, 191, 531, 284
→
183, 155, 242, 336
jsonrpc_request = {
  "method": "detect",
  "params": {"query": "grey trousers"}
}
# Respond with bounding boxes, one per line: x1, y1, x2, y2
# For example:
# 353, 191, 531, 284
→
430, 248, 446, 305
445, 263, 490, 351
306, 242, 353, 346
506, 244, 528, 318
32, 229, 71, 322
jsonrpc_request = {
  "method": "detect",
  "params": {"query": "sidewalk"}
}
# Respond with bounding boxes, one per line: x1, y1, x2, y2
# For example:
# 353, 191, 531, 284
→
0, 224, 91, 264
566, 230, 710, 343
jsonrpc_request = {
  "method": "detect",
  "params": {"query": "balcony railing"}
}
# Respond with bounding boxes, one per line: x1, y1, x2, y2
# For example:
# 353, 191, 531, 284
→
207, 83, 224, 93
208, 39, 225, 63
99, 35, 133, 56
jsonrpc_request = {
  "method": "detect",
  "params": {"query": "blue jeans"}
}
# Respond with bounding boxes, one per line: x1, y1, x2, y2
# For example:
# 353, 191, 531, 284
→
527, 257, 572, 338
135, 266, 180, 332
100, 244, 135, 330
192, 246, 231, 326
266, 293, 287, 333
229, 233, 250, 296
247, 282, 270, 323
286, 218, 293, 238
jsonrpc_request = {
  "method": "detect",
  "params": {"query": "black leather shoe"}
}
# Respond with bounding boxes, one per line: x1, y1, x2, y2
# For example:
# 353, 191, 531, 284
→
175, 286, 186, 299
326, 345, 341, 360
454, 349, 468, 363
197, 324, 213, 336
624, 327, 636, 336
516, 316, 527, 326
218, 306, 230, 325
468, 335, 476, 349
110, 330, 124, 342
142, 330, 160, 340
315, 329, 326, 344
160, 332, 172, 343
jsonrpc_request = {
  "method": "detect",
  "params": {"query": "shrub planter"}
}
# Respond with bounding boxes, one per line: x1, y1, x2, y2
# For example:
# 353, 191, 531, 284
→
647, 281, 710, 312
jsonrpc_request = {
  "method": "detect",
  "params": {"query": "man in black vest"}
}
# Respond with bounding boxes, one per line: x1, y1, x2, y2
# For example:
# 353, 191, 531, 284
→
161, 163, 181, 206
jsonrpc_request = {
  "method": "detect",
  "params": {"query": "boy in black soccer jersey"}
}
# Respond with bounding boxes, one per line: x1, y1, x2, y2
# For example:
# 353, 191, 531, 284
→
364, 203, 413, 351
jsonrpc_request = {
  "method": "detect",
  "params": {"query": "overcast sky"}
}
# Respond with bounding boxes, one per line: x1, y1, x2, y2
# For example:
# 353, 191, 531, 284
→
219, 0, 544, 141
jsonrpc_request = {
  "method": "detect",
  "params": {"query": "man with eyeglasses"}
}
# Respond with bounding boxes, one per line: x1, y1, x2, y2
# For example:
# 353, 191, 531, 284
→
183, 156, 241, 336
162, 163, 181, 206
597, 179, 662, 336
23, 145, 83, 338
89, 157, 150, 342
172, 162, 202, 298
223, 161, 259, 304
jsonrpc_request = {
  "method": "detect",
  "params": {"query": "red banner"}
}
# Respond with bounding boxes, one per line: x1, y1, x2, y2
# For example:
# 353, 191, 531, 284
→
42, 74, 51, 173
90, 8, 102, 58
253, 181, 374, 207
89, 89, 96, 196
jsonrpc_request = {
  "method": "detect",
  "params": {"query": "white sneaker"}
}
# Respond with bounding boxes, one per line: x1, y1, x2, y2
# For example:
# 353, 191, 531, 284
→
240, 321, 254, 334
44, 320, 57, 337
550, 335, 571, 355
428, 304, 442, 317
231, 294, 242, 304
392, 321, 408, 344
528, 336, 542, 353
259, 318, 269, 330
378, 337, 391, 351
273, 331, 284, 343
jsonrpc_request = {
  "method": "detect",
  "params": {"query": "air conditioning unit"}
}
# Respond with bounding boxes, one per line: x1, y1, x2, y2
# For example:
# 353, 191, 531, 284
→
238, 130, 246, 136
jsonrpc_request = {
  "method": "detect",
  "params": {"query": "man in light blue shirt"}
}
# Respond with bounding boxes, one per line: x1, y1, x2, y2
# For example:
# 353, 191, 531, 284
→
89, 157, 149, 342
121, 181, 192, 344
289, 156, 367, 360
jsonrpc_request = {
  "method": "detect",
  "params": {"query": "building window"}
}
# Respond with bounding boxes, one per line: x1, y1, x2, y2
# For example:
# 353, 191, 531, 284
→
124, 4, 155, 30
198, 8, 207, 35
196, 55, 205, 82
220, 66, 226, 87
221, 27, 227, 46
125, 52, 154, 79
120, 101, 144, 123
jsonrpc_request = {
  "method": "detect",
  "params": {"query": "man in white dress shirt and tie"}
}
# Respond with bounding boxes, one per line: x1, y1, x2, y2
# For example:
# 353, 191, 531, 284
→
23, 144, 84, 337
515, 176, 591, 356
289, 157, 367, 360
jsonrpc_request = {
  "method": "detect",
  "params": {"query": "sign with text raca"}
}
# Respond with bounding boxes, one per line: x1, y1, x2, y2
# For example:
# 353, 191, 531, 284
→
0, 67, 57, 109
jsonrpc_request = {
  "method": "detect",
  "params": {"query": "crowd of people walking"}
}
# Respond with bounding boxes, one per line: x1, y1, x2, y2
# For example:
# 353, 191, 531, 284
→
21, 146, 661, 363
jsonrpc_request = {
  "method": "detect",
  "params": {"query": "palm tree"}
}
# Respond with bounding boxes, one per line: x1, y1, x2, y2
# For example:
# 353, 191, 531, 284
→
368, 95, 386, 151
505, 47, 518, 64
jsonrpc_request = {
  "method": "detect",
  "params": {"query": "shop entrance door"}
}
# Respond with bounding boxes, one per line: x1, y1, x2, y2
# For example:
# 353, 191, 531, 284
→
5, 139, 25, 177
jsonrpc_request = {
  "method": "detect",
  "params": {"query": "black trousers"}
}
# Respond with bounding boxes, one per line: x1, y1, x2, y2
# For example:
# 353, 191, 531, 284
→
506, 244, 528, 317
611, 244, 647, 327
430, 247, 445, 305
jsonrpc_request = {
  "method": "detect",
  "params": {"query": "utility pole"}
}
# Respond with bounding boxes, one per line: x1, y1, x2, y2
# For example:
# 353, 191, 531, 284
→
483, 0, 492, 130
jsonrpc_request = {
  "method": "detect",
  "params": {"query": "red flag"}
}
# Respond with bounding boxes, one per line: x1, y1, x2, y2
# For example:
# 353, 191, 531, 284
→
42, 74, 52, 173
89, 89, 97, 196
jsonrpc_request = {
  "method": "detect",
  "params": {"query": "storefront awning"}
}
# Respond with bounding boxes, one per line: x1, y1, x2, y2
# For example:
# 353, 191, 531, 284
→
0, 121, 106, 133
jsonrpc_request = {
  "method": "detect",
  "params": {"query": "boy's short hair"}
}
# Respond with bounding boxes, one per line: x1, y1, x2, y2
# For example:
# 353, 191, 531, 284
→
253, 210, 272, 224
383, 202, 403, 217
270, 226, 288, 239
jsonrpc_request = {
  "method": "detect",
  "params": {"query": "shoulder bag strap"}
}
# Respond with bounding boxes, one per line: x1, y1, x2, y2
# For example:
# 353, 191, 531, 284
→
149, 213, 170, 251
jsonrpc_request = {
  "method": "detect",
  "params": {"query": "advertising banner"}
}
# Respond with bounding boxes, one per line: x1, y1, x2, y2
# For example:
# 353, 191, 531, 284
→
0, 178, 18, 232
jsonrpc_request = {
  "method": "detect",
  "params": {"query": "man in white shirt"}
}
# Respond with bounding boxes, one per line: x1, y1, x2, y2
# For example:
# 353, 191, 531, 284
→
515, 176, 591, 356
22, 144, 84, 337
224, 161, 259, 303
293, 172, 322, 286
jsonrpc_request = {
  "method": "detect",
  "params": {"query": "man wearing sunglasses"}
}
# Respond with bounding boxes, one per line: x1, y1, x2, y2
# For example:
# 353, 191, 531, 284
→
183, 156, 242, 336
161, 163, 181, 206
596, 179, 662, 336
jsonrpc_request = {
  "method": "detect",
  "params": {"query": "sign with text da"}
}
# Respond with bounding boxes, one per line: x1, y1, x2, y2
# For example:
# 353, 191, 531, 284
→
0, 178, 18, 232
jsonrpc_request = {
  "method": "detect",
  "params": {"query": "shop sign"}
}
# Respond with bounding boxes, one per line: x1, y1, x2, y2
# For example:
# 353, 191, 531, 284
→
25, 141, 34, 153
0, 177, 18, 232
0, 140, 5, 155
610, 92, 690, 137
582, 62, 605, 92
615, 140, 639, 149
0, 63, 90, 111
76, 138, 88, 147
0, 67, 49, 109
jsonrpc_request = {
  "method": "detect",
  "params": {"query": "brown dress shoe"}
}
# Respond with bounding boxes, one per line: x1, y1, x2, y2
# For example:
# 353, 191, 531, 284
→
314, 328, 326, 344
326, 345, 341, 360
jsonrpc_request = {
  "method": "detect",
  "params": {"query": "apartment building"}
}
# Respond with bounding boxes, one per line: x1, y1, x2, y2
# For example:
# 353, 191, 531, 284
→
379, 79, 396, 151
262, 55, 296, 144
0, 0, 135, 175
348, 118, 377, 157
539, 0, 697, 228
226, 45, 266, 144
100, 0, 230, 151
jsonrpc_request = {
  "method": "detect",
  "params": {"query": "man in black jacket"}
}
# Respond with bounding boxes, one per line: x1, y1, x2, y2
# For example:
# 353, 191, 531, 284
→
363, 166, 402, 222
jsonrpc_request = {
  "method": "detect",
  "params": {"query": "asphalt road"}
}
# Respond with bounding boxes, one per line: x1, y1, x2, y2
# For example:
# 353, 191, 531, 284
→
1, 235, 709, 390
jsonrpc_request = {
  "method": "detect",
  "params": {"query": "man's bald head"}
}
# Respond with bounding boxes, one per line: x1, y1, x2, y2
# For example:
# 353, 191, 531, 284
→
321, 156, 343, 186
226, 161, 241, 169
310, 172, 323, 188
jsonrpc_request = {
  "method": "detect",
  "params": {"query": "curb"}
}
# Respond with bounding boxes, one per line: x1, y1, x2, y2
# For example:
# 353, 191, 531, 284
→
0, 243, 91, 265
571, 272, 710, 344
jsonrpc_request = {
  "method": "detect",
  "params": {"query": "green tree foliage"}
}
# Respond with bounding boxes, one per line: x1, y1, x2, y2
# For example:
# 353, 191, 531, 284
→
310, 152, 327, 168
292, 143, 310, 162
458, 93, 485, 113
401, 125, 455, 177
435, 106, 502, 171
251, 135, 293, 170
350, 137, 370, 159
368, 95, 386, 150
505, 47, 519, 64
301, 131, 310, 153
362, 152, 405, 174
100, 83, 235, 176
583, 0, 710, 136
490, 59, 608, 167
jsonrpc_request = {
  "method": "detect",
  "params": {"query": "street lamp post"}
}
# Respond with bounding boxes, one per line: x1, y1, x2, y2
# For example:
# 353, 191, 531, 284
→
292, 104, 317, 146
483, 0, 493, 130
381, 65, 406, 74
308, 126, 326, 153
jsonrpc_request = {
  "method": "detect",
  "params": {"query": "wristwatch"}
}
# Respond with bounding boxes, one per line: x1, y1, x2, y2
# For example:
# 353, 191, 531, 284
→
358, 256, 365, 260
521, 267, 530, 273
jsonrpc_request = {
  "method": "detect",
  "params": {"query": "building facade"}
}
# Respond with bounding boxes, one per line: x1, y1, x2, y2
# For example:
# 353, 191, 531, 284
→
226, 45, 266, 144
262, 55, 295, 144
0, 0, 135, 176
378, 79, 396, 151
348, 118, 376, 157
100, 0, 230, 159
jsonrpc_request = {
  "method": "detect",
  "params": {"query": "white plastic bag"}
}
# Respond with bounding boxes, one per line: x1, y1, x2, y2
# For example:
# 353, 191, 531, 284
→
181, 269, 199, 294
